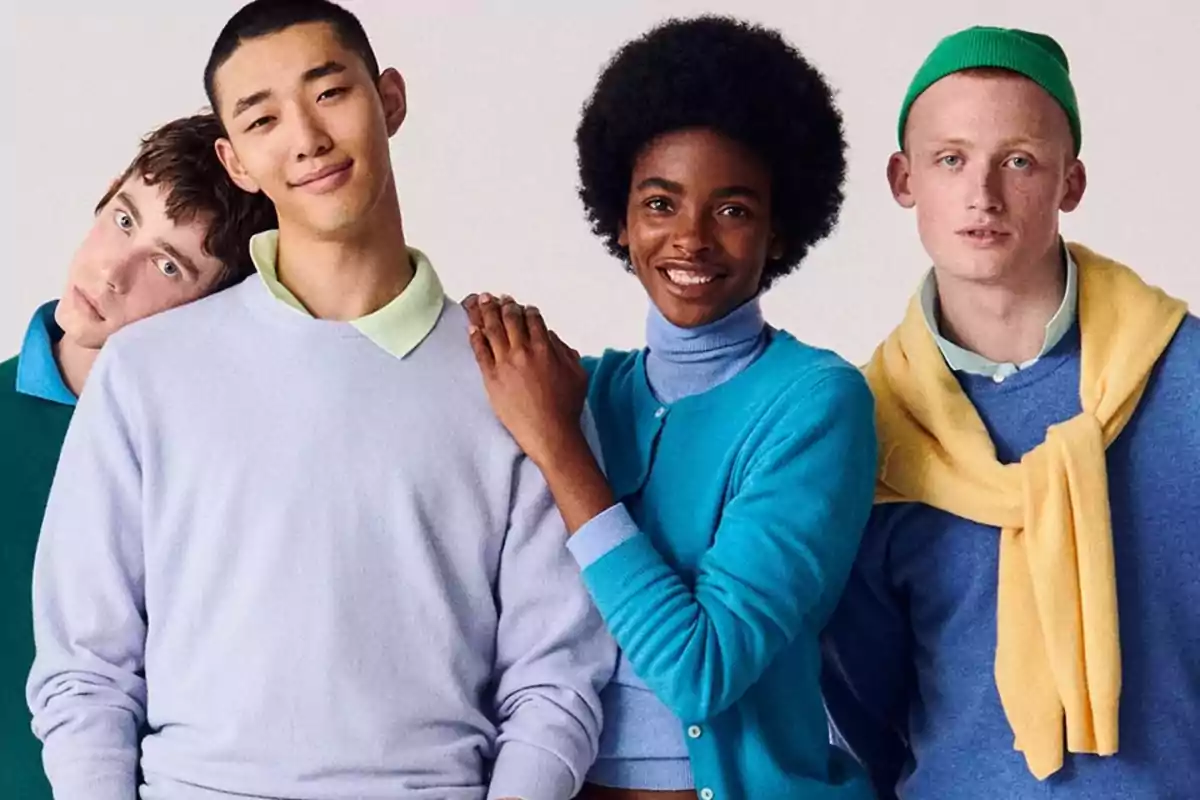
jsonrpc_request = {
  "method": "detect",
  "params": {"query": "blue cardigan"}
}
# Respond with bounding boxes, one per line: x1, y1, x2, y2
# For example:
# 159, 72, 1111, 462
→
573, 329, 878, 800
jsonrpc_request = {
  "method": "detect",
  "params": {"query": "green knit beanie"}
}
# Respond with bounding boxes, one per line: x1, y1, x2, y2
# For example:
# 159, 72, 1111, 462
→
897, 26, 1081, 154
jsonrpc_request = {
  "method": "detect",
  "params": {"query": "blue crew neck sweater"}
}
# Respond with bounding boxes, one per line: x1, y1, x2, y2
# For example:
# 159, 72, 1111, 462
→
567, 301, 878, 800
821, 315, 1200, 800
26, 275, 616, 800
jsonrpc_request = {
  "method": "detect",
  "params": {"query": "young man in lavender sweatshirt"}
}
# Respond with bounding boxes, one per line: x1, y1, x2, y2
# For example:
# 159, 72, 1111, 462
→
26, 1, 615, 798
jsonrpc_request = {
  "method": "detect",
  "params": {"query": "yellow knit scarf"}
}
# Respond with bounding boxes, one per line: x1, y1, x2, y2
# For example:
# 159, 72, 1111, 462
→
864, 243, 1188, 778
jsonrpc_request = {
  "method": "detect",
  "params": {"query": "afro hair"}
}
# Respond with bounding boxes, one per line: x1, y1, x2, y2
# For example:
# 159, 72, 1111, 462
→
576, 15, 848, 289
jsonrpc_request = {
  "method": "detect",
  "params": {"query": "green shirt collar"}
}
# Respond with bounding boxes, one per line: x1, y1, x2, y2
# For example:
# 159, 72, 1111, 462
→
921, 240, 1078, 381
249, 230, 445, 359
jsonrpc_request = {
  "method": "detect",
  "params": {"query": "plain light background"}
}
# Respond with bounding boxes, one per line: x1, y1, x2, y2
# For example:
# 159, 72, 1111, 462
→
2, 1, 1197, 365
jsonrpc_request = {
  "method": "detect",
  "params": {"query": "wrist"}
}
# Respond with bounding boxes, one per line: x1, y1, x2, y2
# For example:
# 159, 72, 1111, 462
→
536, 437, 615, 534
527, 421, 592, 471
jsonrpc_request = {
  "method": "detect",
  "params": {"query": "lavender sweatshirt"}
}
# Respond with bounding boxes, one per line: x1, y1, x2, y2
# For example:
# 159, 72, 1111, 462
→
27, 274, 616, 800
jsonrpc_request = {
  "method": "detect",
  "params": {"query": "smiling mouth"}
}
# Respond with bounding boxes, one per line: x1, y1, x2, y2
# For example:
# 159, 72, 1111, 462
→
291, 160, 353, 188
665, 269, 718, 286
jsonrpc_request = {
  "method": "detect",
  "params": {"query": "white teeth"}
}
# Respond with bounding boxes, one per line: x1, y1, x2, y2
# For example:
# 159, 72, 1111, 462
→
666, 270, 715, 286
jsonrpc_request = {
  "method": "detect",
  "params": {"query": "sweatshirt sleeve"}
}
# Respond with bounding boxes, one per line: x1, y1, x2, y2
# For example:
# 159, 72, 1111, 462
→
26, 343, 147, 800
574, 366, 877, 723
488, 435, 617, 800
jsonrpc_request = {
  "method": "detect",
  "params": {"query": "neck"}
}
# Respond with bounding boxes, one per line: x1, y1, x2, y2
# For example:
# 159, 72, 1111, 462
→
276, 178, 413, 321
53, 337, 99, 397
934, 243, 1066, 364
646, 298, 765, 361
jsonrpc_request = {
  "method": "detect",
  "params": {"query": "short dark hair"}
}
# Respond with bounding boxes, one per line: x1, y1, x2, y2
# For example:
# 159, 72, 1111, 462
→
576, 15, 848, 290
204, 0, 381, 115
95, 112, 278, 289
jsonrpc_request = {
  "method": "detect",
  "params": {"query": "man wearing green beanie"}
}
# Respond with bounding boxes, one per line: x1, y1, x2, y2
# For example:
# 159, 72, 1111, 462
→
821, 25, 1200, 800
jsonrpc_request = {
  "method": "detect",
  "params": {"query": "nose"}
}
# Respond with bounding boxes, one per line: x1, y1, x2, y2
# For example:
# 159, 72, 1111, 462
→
967, 160, 1004, 214
97, 256, 136, 295
290, 103, 333, 162
671, 206, 714, 257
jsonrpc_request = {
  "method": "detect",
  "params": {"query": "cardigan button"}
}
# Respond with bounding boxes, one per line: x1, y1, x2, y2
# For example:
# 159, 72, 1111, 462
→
700, 789, 715, 800
654, 406, 667, 419
687, 724, 702, 739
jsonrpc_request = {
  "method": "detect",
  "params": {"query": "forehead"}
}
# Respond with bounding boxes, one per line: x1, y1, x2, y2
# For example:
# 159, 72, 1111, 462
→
112, 176, 218, 258
906, 71, 1071, 148
634, 129, 770, 183
213, 22, 360, 112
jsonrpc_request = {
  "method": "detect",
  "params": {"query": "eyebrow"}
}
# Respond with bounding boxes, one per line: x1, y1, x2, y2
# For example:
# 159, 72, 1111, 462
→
635, 177, 762, 200
712, 185, 763, 201
930, 135, 1050, 149
157, 241, 201, 279
232, 60, 349, 118
116, 191, 142, 226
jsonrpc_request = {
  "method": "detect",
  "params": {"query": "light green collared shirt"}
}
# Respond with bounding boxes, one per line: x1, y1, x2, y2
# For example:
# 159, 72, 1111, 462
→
920, 242, 1078, 383
249, 230, 446, 359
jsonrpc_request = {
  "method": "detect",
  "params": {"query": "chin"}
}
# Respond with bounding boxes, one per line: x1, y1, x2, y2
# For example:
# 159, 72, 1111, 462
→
63, 325, 108, 350
658, 301, 720, 329
932, 248, 1017, 285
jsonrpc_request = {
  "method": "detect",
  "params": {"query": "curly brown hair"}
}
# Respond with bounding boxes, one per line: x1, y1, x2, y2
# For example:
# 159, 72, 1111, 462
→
95, 111, 277, 289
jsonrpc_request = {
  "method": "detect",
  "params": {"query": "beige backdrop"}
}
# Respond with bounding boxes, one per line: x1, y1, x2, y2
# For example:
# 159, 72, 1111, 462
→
3, 1, 1196, 364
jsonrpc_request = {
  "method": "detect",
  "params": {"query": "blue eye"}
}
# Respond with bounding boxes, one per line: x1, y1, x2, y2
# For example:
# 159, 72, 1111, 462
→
155, 258, 181, 278
938, 154, 962, 168
1008, 156, 1032, 169
114, 209, 134, 231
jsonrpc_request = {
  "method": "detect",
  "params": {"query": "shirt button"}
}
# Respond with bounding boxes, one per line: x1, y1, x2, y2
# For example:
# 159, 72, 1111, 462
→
687, 725, 702, 739
992, 372, 1006, 384
700, 789, 715, 800
654, 407, 667, 419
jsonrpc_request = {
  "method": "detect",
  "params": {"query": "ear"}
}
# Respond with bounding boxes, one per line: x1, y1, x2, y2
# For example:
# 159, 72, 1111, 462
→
1060, 157, 1087, 213
887, 151, 916, 209
617, 223, 629, 249
214, 138, 261, 194
767, 230, 784, 261
377, 68, 408, 137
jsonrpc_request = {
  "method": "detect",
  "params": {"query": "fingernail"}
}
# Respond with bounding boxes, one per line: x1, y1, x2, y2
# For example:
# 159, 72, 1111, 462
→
479, 293, 493, 303
468, 325, 479, 334
526, 306, 540, 315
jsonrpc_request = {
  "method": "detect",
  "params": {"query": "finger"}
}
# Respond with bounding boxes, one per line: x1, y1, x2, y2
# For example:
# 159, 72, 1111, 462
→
467, 323, 496, 371
524, 305, 551, 350
462, 294, 484, 329
477, 293, 510, 358
501, 298, 530, 351
549, 330, 582, 364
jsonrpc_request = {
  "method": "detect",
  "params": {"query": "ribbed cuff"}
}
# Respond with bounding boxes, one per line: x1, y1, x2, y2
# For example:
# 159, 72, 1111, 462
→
488, 741, 577, 800
567, 503, 640, 569
46, 770, 136, 800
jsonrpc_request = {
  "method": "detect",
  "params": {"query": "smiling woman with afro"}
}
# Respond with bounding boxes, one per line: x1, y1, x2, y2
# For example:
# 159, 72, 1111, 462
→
463, 16, 876, 800
576, 14, 849, 293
